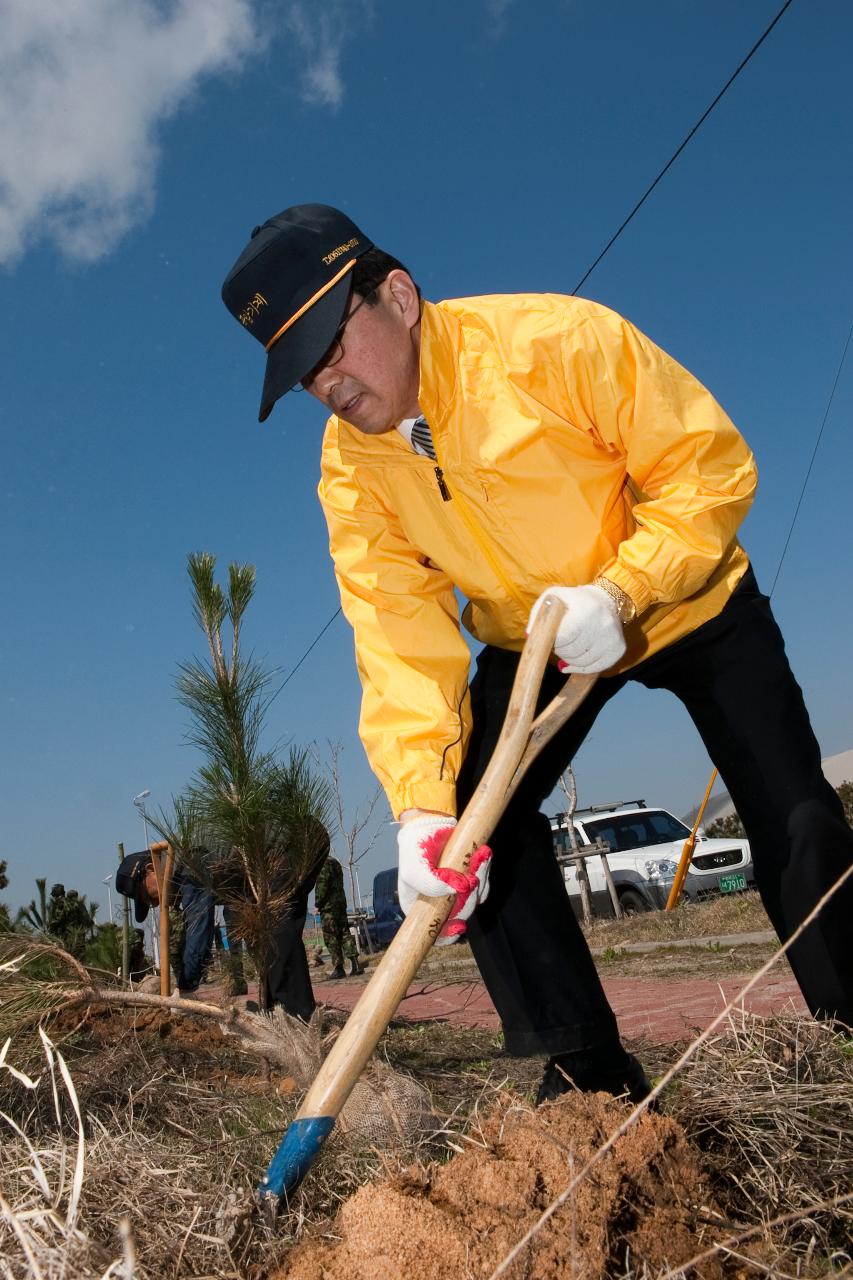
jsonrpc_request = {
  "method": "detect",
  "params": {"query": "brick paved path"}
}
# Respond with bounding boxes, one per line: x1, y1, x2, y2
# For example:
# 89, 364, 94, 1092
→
315, 968, 807, 1046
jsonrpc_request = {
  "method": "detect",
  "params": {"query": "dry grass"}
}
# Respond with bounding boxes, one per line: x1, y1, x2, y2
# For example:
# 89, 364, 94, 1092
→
667, 1011, 853, 1267
1, 888, 850, 1278
413, 892, 775, 985
0, 1006, 444, 1280
1, 1007, 850, 1279
581, 889, 773, 949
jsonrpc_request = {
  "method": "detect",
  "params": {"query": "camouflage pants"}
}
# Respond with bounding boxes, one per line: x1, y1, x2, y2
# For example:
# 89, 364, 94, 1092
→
321, 910, 358, 968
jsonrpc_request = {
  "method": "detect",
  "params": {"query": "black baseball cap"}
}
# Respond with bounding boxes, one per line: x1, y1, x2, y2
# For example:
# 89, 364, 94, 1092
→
221, 203, 374, 421
115, 851, 153, 923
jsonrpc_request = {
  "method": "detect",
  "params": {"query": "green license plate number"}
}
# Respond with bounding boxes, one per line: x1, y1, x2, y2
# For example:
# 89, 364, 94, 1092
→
719, 872, 747, 893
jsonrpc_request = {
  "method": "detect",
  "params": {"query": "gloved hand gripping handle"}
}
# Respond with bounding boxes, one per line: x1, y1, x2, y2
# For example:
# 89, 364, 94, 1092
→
259, 595, 597, 1209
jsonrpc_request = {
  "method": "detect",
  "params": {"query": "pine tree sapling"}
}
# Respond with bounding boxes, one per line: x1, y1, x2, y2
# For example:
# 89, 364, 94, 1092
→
161, 552, 332, 1009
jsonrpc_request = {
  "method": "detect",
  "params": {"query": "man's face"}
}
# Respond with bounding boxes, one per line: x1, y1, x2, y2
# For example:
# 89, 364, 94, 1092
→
142, 863, 160, 907
303, 270, 421, 434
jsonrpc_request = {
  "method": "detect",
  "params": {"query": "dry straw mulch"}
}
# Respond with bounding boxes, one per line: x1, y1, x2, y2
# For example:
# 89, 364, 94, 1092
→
669, 1011, 853, 1265
0, 1005, 851, 1279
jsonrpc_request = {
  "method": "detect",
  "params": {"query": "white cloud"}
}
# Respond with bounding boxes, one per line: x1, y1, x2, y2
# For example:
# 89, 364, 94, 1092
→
284, 1, 371, 111
485, 0, 514, 37
0, 0, 260, 264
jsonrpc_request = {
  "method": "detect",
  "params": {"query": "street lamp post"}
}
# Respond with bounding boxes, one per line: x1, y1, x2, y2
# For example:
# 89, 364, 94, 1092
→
132, 789, 151, 851
132, 790, 159, 965
102, 874, 114, 923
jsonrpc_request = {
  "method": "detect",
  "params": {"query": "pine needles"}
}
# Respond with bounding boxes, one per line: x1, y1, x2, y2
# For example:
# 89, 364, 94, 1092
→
152, 552, 332, 1006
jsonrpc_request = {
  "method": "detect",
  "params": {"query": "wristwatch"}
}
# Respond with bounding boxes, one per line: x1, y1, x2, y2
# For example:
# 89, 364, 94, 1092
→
592, 575, 637, 625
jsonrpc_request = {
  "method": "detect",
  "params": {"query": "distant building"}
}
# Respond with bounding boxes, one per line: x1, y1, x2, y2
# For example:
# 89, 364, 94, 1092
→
683, 750, 853, 826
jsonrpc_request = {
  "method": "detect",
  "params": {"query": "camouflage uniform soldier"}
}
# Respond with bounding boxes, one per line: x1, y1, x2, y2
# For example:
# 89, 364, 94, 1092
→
48, 884, 93, 959
47, 884, 67, 933
314, 858, 363, 978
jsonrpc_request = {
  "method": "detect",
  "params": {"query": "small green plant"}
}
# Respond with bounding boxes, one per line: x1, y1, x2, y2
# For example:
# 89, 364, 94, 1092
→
16, 877, 50, 932
84, 923, 122, 974
705, 813, 747, 838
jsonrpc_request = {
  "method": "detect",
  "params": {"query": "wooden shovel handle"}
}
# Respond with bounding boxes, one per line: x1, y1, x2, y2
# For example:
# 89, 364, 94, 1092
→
292, 596, 596, 1125
149, 839, 175, 998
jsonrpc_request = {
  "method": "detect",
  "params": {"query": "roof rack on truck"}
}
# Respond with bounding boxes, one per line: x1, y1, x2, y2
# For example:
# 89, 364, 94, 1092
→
566, 799, 647, 818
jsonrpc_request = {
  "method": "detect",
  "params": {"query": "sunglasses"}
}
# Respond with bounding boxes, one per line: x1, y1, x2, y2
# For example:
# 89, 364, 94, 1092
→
296, 287, 377, 391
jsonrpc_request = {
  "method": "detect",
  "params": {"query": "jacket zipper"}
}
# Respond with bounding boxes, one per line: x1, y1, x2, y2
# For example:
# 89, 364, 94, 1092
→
434, 467, 451, 501
433, 455, 529, 616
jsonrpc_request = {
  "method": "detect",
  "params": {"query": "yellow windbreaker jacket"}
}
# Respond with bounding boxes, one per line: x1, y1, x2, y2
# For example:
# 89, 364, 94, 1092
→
319, 294, 757, 819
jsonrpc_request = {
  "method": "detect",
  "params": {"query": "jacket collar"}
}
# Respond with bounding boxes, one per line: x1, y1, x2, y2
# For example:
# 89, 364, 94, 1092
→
417, 300, 459, 437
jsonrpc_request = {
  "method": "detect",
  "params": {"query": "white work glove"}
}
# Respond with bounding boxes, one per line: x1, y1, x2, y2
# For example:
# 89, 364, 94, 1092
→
528, 584, 627, 674
397, 814, 492, 945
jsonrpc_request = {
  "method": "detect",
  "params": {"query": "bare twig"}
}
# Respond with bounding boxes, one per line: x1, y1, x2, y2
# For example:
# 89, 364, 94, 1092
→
323, 740, 387, 910
656, 1190, 853, 1279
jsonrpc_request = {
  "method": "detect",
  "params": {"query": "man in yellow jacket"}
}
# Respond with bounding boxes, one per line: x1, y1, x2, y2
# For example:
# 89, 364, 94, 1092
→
222, 204, 852, 1101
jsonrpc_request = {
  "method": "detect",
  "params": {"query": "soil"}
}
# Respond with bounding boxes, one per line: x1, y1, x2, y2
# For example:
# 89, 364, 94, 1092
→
273, 1092, 726, 1280
50, 1002, 280, 1103
58, 1000, 234, 1055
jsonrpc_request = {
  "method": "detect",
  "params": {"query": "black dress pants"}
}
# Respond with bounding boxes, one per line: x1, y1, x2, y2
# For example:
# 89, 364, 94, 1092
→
263, 884, 316, 1021
460, 569, 853, 1055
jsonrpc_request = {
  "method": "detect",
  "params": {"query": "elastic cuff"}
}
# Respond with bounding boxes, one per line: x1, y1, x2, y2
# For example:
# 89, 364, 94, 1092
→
392, 780, 458, 821
596, 558, 653, 618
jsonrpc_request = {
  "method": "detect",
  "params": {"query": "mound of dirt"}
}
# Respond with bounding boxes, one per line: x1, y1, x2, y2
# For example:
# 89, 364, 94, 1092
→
274, 1092, 724, 1280
51, 1001, 229, 1053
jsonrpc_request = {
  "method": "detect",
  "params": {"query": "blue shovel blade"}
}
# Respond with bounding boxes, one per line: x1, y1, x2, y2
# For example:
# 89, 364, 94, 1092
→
259, 1115, 336, 1202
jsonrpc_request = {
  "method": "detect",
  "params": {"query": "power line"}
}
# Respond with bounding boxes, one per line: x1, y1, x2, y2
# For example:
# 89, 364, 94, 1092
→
572, 0, 796, 295
269, 2, 797, 702
769, 316, 853, 598
688, 310, 852, 831
269, 606, 342, 705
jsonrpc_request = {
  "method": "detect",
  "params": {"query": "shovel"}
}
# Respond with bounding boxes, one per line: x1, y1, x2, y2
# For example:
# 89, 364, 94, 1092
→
260, 595, 596, 1209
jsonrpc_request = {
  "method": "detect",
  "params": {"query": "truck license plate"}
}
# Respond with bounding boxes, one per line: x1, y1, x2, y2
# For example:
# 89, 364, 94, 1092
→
719, 872, 747, 893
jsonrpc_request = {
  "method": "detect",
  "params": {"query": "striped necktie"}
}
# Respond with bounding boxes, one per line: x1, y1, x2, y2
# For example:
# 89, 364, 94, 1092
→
410, 415, 436, 460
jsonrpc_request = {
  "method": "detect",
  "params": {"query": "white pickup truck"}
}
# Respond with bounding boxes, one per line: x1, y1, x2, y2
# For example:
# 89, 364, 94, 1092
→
550, 799, 755, 917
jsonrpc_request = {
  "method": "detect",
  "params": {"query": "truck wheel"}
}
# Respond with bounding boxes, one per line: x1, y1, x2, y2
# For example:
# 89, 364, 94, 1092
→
619, 889, 650, 916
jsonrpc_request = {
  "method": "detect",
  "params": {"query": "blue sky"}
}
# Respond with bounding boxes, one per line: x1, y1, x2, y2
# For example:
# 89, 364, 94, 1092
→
2, 0, 852, 919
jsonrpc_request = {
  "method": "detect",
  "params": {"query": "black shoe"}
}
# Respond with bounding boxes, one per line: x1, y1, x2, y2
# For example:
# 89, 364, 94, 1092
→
536, 1050, 652, 1107
348, 958, 365, 976
330, 964, 346, 979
